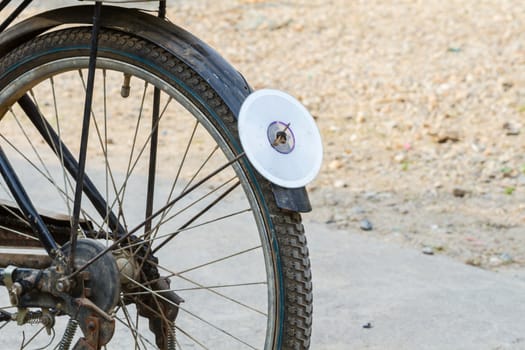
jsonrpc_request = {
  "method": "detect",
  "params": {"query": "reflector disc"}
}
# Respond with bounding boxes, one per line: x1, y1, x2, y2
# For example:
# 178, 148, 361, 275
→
238, 89, 323, 188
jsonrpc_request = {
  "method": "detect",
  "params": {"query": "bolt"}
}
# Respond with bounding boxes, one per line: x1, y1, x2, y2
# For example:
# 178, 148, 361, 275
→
87, 321, 96, 331
56, 279, 71, 293
8, 292, 18, 306
12, 282, 22, 296
41, 314, 52, 327
79, 271, 91, 281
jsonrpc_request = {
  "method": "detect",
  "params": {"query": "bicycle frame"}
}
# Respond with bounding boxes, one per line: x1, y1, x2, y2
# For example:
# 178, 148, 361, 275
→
0, 0, 312, 270
0, 3, 316, 348
0, 0, 32, 32
0, 1, 150, 267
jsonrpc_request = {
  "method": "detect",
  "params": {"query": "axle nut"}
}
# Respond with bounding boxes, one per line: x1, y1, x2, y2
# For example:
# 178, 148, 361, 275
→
56, 279, 70, 293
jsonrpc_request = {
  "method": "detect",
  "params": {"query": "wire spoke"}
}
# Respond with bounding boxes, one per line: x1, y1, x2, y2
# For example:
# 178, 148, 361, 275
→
118, 81, 149, 224
49, 78, 73, 223
147, 175, 237, 234
78, 68, 130, 232
100, 90, 172, 233
126, 152, 246, 242
121, 303, 150, 350
86, 69, 127, 235
125, 281, 267, 294
103, 69, 111, 237
182, 145, 219, 194
0, 321, 9, 331
115, 304, 154, 349
178, 245, 262, 275
9, 104, 79, 224
122, 275, 259, 349
174, 325, 209, 350
0, 224, 39, 241
152, 180, 241, 254
113, 209, 253, 257
20, 325, 47, 349
152, 262, 267, 316
0, 201, 31, 227
147, 119, 198, 241
172, 282, 267, 292
0, 134, 105, 233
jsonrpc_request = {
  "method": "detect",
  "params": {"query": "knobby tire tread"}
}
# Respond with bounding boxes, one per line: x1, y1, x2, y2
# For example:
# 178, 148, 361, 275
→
0, 27, 313, 350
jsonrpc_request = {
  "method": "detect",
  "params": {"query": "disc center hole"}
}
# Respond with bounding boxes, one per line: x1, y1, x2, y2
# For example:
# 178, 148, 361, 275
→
273, 131, 287, 145
267, 121, 294, 154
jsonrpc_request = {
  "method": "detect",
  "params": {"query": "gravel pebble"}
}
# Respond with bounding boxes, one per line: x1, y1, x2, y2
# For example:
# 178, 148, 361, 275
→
422, 247, 435, 255
161, 0, 525, 271
452, 188, 468, 198
359, 219, 373, 231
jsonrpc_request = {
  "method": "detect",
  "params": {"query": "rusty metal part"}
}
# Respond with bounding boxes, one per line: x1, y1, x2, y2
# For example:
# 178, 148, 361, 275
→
9, 240, 120, 315
73, 315, 115, 350
59, 239, 121, 313
0, 248, 52, 268
116, 236, 182, 349
76, 297, 112, 322
58, 319, 78, 350
0, 229, 39, 247
15, 309, 55, 330
17, 239, 120, 348
133, 277, 183, 349
63, 239, 119, 349
0, 199, 94, 248
0, 239, 120, 349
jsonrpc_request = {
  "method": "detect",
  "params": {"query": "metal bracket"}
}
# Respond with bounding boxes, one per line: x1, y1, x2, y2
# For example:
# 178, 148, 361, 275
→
0, 5, 312, 212
3, 264, 20, 306
74, 314, 115, 350
3, 264, 16, 288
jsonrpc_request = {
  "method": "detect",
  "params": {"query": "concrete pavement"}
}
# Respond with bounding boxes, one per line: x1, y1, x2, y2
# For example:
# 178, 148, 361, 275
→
306, 220, 525, 350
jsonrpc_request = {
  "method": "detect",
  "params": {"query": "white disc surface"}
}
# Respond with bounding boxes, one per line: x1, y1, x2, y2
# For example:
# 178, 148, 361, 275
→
238, 89, 323, 188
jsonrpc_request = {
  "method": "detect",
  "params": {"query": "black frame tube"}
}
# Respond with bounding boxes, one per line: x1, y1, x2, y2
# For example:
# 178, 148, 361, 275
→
0, 0, 13, 13
0, 1, 169, 265
0, 267, 40, 286
0, 0, 32, 32
18, 94, 125, 236
0, 147, 61, 258
144, 0, 166, 236
68, 1, 103, 271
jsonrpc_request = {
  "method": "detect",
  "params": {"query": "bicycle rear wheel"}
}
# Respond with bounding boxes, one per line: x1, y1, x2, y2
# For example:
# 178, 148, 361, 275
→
0, 27, 312, 349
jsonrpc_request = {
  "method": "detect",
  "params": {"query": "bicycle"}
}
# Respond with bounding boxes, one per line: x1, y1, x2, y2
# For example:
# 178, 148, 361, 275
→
0, 1, 320, 349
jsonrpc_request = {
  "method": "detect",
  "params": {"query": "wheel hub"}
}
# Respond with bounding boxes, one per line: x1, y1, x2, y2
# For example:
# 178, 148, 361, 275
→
114, 249, 140, 286
60, 239, 121, 313
116, 237, 184, 349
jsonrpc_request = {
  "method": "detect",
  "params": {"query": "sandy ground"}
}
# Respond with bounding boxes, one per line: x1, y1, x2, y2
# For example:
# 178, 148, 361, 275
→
158, 0, 525, 271
4, 0, 525, 268
1, 1, 525, 348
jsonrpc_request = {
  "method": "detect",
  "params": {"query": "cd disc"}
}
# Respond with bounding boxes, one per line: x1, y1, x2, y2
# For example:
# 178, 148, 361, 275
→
238, 89, 323, 188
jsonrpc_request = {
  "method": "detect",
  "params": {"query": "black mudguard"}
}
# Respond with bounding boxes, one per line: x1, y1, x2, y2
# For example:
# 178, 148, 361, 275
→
0, 5, 311, 212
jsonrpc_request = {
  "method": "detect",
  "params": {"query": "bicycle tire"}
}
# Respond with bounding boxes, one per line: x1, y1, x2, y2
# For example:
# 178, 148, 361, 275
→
0, 27, 312, 349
